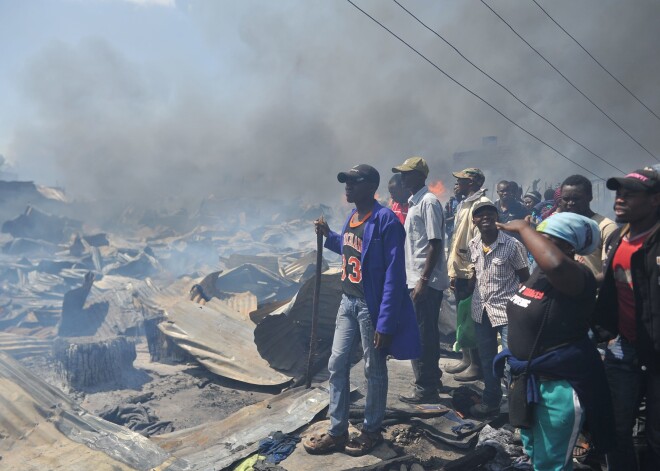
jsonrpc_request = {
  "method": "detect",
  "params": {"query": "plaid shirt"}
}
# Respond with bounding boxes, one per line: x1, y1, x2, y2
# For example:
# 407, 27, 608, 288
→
469, 231, 528, 326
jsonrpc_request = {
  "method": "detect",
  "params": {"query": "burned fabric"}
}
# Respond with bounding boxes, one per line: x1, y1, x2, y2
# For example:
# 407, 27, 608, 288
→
257, 431, 301, 464
99, 403, 174, 437
476, 424, 529, 471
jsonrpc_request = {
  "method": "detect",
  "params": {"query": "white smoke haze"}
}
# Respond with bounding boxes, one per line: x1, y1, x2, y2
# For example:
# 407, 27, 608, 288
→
4, 0, 659, 220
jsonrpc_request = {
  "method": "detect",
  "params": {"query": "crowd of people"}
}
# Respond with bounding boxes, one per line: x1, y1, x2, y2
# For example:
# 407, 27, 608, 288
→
302, 158, 659, 471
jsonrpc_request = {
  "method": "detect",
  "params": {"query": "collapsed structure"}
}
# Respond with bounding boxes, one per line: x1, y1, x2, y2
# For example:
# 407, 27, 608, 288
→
0, 179, 525, 470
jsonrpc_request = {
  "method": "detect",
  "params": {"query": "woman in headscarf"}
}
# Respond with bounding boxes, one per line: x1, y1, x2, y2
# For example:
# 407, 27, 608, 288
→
494, 213, 615, 470
540, 187, 563, 221
523, 191, 542, 212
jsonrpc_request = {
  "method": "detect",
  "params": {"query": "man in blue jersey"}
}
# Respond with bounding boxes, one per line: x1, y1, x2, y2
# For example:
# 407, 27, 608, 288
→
303, 164, 421, 457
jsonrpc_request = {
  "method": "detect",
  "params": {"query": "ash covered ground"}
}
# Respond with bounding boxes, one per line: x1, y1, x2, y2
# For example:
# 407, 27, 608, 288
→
0, 180, 527, 471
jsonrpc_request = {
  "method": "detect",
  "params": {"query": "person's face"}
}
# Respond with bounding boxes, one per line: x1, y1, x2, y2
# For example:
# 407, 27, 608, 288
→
345, 179, 373, 204
560, 185, 591, 216
496, 183, 515, 204
400, 171, 424, 192
613, 188, 660, 223
453, 182, 461, 196
472, 208, 498, 233
455, 178, 472, 196
388, 180, 409, 204
523, 197, 535, 210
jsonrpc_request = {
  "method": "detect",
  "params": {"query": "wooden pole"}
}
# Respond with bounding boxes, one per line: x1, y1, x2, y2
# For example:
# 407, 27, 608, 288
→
305, 228, 324, 388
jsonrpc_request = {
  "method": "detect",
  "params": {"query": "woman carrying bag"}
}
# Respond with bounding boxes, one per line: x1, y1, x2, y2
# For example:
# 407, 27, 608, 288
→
494, 213, 615, 470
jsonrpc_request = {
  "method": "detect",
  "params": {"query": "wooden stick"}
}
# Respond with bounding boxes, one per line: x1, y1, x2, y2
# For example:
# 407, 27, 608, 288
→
305, 227, 324, 388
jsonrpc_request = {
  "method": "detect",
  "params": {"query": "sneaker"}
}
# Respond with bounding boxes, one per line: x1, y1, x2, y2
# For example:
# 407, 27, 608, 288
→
469, 403, 500, 418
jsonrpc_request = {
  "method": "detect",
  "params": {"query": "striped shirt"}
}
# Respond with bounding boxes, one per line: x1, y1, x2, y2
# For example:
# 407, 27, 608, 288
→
469, 231, 528, 326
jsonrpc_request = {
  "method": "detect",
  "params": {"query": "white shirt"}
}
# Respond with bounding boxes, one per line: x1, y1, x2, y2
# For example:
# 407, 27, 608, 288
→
469, 231, 528, 326
404, 186, 450, 291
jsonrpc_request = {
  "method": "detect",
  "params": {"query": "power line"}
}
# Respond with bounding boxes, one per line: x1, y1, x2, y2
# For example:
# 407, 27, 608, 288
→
392, 0, 625, 175
532, 0, 660, 124
345, 0, 605, 180
481, 0, 660, 163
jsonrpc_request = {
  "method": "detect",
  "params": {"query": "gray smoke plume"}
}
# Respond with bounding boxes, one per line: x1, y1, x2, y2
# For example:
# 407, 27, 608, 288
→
5, 0, 659, 218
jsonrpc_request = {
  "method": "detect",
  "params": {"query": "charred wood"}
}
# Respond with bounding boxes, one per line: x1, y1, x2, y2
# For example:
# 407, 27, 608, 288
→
54, 336, 137, 389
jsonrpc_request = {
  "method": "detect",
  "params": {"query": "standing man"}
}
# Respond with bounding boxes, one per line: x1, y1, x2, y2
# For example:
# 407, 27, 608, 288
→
304, 164, 420, 457
494, 180, 529, 224
592, 167, 660, 471
560, 174, 617, 280
467, 201, 529, 416
392, 157, 449, 404
446, 167, 490, 379
388, 173, 410, 225
445, 183, 464, 244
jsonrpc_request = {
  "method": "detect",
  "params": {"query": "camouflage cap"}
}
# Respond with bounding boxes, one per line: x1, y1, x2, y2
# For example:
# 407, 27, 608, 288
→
392, 157, 429, 177
452, 167, 485, 184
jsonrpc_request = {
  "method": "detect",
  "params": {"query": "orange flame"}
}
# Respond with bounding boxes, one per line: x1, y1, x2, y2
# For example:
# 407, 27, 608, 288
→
428, 180, 446, 200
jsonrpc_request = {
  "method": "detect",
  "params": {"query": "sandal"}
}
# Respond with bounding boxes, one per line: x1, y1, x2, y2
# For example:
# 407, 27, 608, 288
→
302, 431, 348, 455
572, 435, 591, 463
344, 430, 383, 457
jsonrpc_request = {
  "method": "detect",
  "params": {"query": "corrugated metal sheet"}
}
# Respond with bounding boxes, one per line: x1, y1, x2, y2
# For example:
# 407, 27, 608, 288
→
221, 291, 258, 316
280, 250, 328, 283
222, 253, 280, 275
0, 352, 189, 470
253, 269, 342, 378
214, 263, 299, 305
151, 385, 329, 470
158, 298, 293, 386
58, 275, 162, 339
0, 331, 52, 358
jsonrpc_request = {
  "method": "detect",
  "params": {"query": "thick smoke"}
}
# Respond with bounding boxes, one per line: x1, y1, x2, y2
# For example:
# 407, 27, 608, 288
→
5, 0, 659, 219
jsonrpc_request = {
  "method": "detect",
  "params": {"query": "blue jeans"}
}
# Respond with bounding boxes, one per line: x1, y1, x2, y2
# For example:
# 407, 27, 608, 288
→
328, 294, 388, 436
474, 312, 508, 407
411, 287, 443, 395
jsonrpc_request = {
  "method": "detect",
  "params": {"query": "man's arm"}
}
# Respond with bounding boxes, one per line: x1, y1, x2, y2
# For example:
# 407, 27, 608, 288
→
374, 215, 407, 347
412, 197, 445, 301
412, 239, 441, 302
511, 239, 530, 283
315, 217, 342, 255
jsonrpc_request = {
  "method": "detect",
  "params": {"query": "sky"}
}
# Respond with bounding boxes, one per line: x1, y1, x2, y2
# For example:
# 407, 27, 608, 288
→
0, 0, 658, 215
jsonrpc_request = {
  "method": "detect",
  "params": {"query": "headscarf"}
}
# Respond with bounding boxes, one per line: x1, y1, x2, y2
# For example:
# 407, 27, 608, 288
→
540, 187, 562, 220
536, 212, 600, 255
523, 191, 541, 205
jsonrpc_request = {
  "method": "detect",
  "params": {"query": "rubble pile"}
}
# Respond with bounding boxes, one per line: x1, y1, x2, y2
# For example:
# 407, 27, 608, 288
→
0, 179, 520, 470
0, 182, 338, 387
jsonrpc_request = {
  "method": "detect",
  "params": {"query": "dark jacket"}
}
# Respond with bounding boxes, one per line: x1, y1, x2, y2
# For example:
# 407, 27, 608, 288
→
494, 339, 616, 453
591, 223, 660, 369
325, 200, 421, 360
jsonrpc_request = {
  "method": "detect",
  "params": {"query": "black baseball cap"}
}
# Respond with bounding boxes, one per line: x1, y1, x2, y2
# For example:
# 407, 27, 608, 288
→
606, 167, 660, 193
337, 164, 380, 186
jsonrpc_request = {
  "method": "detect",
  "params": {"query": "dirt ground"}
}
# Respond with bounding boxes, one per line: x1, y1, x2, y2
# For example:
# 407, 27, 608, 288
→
17, 342, 492, 470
